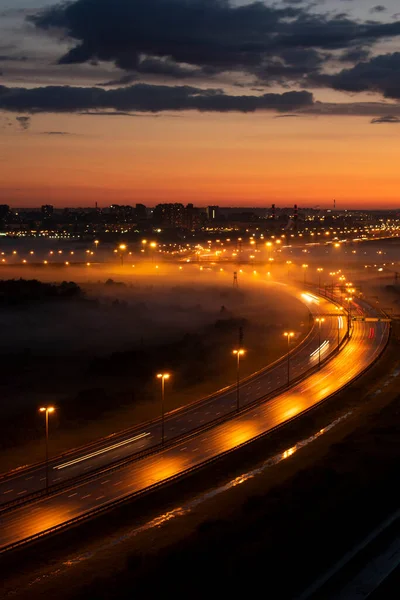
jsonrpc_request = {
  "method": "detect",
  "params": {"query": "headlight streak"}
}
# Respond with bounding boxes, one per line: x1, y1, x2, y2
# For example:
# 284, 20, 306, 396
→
301, 293, 320, 304
54, 433, 151, 470
310, 340, 329, 358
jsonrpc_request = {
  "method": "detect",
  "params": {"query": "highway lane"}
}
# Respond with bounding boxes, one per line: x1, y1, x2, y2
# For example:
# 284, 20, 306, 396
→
0, 302, 389, 551
0, 288, 345, 504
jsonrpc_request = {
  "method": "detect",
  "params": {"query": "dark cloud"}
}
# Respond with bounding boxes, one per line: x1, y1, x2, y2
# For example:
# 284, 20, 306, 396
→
15, 115, 30, 130
316, 52, 400, 99
30, 0, 400, 80
300, 101, 400, 117
371, 115, 400, 123
40, 131, 72, 135
0, 83, 314, 114
370, 5, 386, 13
0, 55, 29, 62
338, 47, 371, 63
274, 114, 300, 118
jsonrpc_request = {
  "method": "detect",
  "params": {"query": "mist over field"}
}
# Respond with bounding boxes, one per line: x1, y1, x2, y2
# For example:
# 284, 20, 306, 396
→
0, 263, 307, 355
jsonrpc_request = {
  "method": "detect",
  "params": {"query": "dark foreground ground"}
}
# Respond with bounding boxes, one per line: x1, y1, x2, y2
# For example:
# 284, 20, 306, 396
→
1, 327, 400, 600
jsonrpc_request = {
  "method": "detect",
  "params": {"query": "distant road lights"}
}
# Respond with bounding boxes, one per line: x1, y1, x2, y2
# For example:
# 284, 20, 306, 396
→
94, 239, 99, 250
39, 406, 55, 492
315, 317, 325, 368
156, 373, 170, 445
233, 349, 245, 412
283, 332, 295, 385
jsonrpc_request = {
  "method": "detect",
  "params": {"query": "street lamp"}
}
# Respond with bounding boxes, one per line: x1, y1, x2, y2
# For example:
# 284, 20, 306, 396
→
345, 297, 353, 334
39, 406, 55, 492
118, 243, 127, 266
94, 239, 99, 251
286, 260, 292, 278
317, 267, 323, 289
302, 264, 308, 284
156, 373, 170, 445
315, 317, 325, 368
283, 332, 294, 385
233, 349, 245, 412
150, 241, 157, 263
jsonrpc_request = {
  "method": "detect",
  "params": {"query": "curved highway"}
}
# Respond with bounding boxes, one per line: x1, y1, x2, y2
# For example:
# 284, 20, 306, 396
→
0, 297, 389, 552
0, 287, 343, 505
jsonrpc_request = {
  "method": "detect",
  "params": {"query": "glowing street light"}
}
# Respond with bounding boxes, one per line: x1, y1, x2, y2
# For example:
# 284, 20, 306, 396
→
157, 373, 170, 445
283, 332, 294, 385
94, 239, 99, 250
233, 349, 245, 412
315, 317, 325, 368
39, 406, 55, 492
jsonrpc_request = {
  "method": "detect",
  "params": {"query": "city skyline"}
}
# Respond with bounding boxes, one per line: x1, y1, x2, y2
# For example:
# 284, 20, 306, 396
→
1, 0, 400, 207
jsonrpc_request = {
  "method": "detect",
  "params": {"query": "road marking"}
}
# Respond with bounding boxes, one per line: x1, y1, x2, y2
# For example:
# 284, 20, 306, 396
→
179, 447, 187, 452
101, 480, 110, 485
17, 490, 27, 495
68, 493, 78, 498
25, 476, 34, 481
96, 495, 105, 500
3, 489, 14, 494
82, 494, 91, 499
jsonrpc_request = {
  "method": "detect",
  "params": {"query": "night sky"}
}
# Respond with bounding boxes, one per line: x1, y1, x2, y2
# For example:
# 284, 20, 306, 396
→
1, 0, 400, 208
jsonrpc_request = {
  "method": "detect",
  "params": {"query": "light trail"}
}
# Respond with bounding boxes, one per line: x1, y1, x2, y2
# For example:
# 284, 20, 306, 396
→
53, 432, 151, 470
310, 340, 329, 358
301, 293, 320, 304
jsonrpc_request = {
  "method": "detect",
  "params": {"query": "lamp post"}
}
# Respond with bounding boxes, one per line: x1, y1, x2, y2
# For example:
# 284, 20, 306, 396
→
283, 332, 294, 385
302, 264, 308, 284
286, 260, 292, 278
315, 317, 325, 368
150, 241, 157, 263
118, 243, 127, 266
345, 296, 353, 335
156, 373, 170, 445
233, 349, 245, 412
317, 267, 323, 289
336, 308, 342, 348
39, 406, 55, 492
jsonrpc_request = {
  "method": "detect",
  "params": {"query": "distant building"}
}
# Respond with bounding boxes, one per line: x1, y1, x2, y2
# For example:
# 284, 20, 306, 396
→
135, 203, 147, 221
184, 203, 206, 230
41, 205, 54, 218
207, 206, 219, 221
0, 205, 10, 220
153, 203, 186, 228
109, 204, 134, 222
